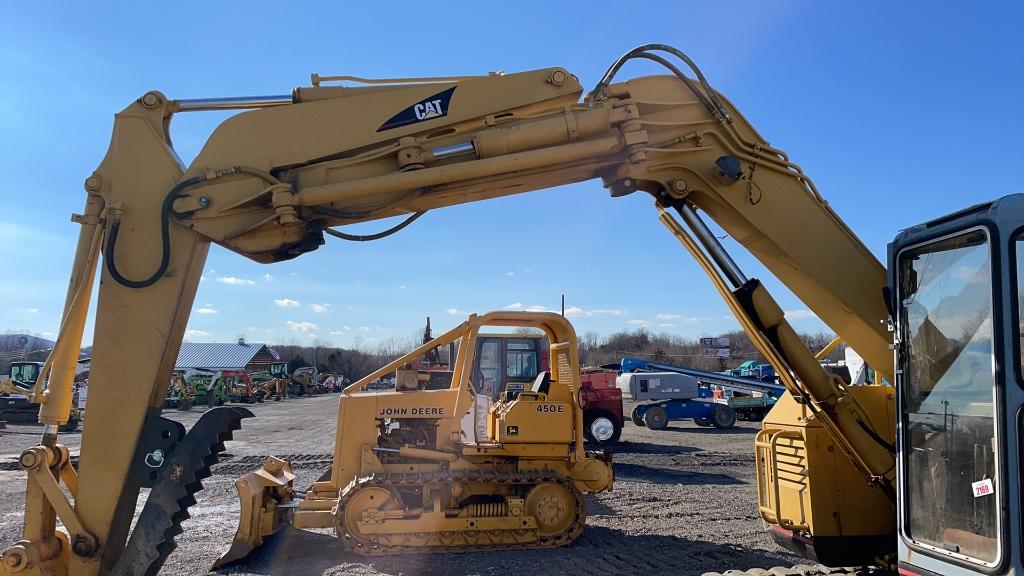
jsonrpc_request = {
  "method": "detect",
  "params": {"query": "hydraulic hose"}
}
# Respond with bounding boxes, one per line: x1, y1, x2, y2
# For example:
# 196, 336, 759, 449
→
323, 211, 425, 242
104, 166, 280, 289
590, 44, 732, 123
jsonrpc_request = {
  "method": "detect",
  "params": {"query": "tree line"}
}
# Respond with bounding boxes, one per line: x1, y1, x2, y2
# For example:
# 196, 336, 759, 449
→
270, 328, 843, 381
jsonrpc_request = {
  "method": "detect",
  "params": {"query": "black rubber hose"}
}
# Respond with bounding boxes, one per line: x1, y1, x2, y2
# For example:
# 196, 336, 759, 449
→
322, 211, 425, 242
105, 166, 281, 289
632, 52, 717, 117
311, 189, 422, 221
104, 174, 204, 289
590, 44, 731, 122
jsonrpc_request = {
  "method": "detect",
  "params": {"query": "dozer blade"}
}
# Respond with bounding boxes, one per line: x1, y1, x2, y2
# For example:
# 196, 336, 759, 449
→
213, 456, 296, 569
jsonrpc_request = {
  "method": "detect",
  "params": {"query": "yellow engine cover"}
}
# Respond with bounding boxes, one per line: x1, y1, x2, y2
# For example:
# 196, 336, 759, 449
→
490, 395, 573, 444
756, 386, 895, 538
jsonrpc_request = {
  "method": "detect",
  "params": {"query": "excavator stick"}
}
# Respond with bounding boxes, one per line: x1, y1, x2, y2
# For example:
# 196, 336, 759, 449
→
214, 457, 296, 569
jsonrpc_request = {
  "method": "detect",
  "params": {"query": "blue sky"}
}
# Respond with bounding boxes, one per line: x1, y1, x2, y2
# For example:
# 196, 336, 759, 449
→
1, 2, 1021, 349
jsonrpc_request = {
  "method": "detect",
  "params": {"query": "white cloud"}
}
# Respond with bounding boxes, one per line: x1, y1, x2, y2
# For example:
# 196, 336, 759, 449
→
358, 325, 372, 332
262, 273, 274, 282
564, 307, 627, 318
446, 308, 464, 316
343, 325, 351, 331
563, 306, 586, 317
14, 307, 39, 314
329, 330, 346, 335
785, 309, 818, 320
505, 271, 516, 277
216, 276, 255, 286
286, 321, 318, 333
398, 285, 407, 290
195, 306, 219, 315
275, 298, 301, 308
682, 317, 703, 325
658, 323, 676, 328
627, 319, 650, 327
655, 313, 681, 321
185, 329, 210, 338
310, 303, 331, 314
200, 275, 207, 282
503, 303, 551, 313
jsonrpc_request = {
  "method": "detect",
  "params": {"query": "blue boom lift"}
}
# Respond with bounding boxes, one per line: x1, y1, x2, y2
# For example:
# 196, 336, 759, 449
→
620, 357, 786, 430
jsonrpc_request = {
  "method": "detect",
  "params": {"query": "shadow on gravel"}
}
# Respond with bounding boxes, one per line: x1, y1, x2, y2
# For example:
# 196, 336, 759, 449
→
654, 426, 760, 436
217, 525, 794, 576
584, 494, 617, 516
613, 462, 742, 485
610, 441, 701, 455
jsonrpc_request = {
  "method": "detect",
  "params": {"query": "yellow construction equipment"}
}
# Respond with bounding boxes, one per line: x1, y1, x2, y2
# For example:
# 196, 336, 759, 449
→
1, 361, 81, 432
217, 311, 611, 564
2, 44, 1017, 576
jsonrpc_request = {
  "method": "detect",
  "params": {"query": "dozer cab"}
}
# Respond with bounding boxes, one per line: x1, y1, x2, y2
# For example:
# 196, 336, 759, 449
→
216, 311, 613, 564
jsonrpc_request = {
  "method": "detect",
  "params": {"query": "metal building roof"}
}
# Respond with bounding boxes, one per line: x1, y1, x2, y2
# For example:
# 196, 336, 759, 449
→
174, 342, 273, 370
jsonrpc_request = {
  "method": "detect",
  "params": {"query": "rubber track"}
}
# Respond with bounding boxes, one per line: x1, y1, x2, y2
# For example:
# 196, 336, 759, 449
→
336, 470, 585, 555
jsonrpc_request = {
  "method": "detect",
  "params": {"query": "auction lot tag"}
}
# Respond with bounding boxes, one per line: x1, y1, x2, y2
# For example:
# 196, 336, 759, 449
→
972, 479, 994, 498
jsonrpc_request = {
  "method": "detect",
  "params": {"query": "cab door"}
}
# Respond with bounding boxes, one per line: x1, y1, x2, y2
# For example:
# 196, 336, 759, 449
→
891, 194, 1024, 576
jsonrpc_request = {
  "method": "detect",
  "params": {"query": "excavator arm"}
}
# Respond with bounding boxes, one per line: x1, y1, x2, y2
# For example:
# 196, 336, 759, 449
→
5, 45, 895, 575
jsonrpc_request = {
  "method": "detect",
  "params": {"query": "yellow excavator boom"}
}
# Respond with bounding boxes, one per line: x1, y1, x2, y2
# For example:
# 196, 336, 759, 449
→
3, 45, 897, 575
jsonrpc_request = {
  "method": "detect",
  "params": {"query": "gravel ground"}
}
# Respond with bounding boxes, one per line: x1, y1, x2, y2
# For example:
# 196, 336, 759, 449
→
0, 395, 859, 575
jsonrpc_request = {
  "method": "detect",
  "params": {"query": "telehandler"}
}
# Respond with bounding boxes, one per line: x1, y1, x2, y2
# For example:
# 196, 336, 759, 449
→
2, 44, 1019, 576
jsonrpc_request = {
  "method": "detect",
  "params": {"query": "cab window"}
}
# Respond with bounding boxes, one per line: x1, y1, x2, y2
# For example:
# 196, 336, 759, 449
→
506, 340, 539, 380
477, 340, 501, 398
898, 230, 1000, 564
10, 363, 39, 384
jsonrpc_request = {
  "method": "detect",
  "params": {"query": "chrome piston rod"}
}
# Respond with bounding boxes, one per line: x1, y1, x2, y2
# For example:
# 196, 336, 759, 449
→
176, 94, 294, 111
674, 203, 748, 288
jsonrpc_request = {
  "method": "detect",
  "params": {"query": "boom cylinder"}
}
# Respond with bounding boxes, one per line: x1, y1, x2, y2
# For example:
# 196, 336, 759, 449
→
38, 195, 104, 431
735, 279, 896, 492
674, 203, 748, 288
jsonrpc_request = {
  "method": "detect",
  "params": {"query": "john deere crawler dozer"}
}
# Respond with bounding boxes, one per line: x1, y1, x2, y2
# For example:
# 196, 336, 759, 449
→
217, 311, 613, 563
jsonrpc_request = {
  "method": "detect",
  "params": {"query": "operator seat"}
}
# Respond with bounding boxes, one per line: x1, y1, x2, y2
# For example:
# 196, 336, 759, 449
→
531, 371, 551, 395
501, 371, 550, 402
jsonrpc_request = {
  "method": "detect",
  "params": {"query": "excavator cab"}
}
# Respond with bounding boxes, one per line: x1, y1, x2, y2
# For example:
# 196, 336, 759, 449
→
889, 194, 1024, 576
9, 361, 43, 387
